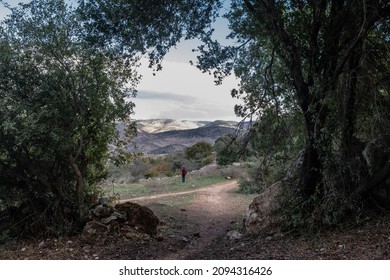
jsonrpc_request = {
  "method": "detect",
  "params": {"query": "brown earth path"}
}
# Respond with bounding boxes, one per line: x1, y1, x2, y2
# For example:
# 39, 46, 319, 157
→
123, 180, 253, 259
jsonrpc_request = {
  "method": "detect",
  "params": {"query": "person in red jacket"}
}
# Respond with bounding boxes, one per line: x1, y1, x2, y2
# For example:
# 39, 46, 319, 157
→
181, 166, 187, 182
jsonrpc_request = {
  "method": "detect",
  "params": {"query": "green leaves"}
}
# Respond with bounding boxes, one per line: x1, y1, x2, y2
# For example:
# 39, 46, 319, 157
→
0, 0, 138, 234
80, 0, 222, 68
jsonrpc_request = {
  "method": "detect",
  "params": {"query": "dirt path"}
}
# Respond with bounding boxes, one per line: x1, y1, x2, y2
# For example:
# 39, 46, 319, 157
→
2, 179, 389, 260
125, 180, 252, 259
120, 180, 239, 203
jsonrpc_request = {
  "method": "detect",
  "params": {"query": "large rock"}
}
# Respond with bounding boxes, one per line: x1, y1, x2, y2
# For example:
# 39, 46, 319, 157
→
81, 221, 109, 244
82, 201, 159, 244
115, 202, 159, 236
92, 204, 113, 219
244, 181, 283, 235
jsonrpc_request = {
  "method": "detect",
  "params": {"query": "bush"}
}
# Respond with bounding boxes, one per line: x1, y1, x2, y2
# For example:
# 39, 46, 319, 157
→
238, 160, 286, 194
238, 177, 259, 194
214, 135, 242, 166
185, 141, 213, 160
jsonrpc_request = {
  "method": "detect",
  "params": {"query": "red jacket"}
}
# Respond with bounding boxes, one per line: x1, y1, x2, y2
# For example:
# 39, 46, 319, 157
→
181, 167, 187, 175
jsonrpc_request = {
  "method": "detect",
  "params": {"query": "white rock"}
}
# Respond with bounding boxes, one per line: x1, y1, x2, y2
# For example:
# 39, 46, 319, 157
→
226, 230, 243, 240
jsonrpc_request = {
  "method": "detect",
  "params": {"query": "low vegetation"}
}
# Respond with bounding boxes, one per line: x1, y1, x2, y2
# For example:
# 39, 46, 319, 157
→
102, 144, 244, 201
102, 175, 227, 200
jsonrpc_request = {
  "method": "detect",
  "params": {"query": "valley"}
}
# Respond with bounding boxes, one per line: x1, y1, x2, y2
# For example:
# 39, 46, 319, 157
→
130, 119, 242, 154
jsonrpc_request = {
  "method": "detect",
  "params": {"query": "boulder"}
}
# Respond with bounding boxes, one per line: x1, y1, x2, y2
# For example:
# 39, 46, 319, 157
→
82, 201, 159, 244
244, 181, 283, 235
115, 202, 159, 236
92, 204, 113, 219
81, 221, 109, 244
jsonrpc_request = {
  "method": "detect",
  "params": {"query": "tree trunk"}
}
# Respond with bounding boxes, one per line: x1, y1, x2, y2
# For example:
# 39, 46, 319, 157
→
69, 154, 85, 215
341, 41, 363, 159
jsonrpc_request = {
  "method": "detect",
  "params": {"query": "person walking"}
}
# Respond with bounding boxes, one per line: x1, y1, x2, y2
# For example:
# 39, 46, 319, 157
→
181, 166, 187, 182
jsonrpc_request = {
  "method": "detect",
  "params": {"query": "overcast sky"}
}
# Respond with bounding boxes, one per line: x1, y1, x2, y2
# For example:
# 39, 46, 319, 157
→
1, 1, 241, 121
135, 45, 241, 121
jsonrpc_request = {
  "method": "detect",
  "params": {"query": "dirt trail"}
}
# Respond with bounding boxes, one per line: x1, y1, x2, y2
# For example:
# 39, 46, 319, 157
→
125, 180, 251, 259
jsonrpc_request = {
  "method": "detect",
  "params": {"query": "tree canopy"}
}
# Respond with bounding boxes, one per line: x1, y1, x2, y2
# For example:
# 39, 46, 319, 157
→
0, 0, 138, 236
1, 0, 389, 236
196, 0, 390, 229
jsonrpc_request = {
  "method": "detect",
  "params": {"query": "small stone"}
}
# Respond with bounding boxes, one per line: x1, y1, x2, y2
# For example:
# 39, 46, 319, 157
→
226, 230, 243, 240
21, 248, 26, 252
38, 241, 45, 248
67, 240, 73, 245
180, 236, 189, 242
265, 236, 273, 241
92, 254, 98, 257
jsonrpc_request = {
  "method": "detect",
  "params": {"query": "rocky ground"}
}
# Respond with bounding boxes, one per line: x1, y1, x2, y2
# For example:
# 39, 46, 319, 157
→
1, 180, 389, 260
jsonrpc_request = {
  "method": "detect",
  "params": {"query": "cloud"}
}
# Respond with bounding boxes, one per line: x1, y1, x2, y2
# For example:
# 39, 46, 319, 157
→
136, 90, 197, 103
133, 91, 238, 121
155, 103, 236, 121
134, 52, 242, 121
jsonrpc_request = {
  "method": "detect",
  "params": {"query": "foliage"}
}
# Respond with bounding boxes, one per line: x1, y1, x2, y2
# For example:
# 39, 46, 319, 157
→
79, 0, 222, 68
214, 134, 242, 166
0, 0, 137, 237
107, 146, 215, 184
1, 0, 388, 238
195, 0, 390, 231
184, 141, 213, 161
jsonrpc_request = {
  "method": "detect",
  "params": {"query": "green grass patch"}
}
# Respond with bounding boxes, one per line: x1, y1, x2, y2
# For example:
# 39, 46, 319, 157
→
102, 175, 227, 199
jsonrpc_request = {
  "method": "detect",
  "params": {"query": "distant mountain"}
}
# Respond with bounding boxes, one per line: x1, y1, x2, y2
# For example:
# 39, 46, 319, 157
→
136, 119, 209, 133
131, 119, 240, 155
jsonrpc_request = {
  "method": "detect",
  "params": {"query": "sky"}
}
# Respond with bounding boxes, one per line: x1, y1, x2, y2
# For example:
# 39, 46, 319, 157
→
1, 1, 241, 121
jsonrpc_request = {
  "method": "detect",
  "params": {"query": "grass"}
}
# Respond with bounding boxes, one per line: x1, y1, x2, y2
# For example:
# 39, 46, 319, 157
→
102, 175, 227, 200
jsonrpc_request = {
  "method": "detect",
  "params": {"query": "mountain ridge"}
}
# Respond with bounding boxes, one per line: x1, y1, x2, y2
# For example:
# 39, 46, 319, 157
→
132, 119, 239, 154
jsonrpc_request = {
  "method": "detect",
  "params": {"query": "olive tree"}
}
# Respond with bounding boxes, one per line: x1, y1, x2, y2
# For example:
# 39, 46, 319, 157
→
196, 0, 390, 228
0, 0, 138, 236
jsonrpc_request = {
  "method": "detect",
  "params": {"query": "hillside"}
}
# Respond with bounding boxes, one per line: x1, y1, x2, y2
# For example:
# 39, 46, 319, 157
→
132, 119, 239, 154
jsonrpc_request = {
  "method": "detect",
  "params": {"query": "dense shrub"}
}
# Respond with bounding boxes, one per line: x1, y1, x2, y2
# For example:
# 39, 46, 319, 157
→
185, 141, 213, 160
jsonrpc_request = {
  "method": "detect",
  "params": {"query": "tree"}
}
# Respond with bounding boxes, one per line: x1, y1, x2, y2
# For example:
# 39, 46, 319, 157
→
78, 0, 389, 230
185, 141, 213, 161
196, 0, 389, 228
79, 0, 222, 68
0, 0, 137, 236
214, 134, 242, 166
